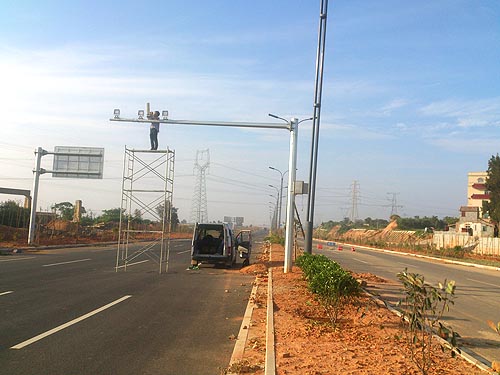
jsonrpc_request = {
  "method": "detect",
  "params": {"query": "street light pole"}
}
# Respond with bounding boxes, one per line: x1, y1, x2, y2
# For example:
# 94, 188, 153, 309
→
269, 114, 312, 273
305, 0, 329, 254
269, 167, 288, 230
268, 184, 280, 231
269, 193, 279, 231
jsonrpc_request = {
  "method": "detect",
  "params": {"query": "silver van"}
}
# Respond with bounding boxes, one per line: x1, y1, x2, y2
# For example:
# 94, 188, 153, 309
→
191, 223, 237, 267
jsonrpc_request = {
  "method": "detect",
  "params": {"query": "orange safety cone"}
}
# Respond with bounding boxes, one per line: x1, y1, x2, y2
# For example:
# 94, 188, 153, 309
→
337, 245, 343, 251
317, 243, 323, 250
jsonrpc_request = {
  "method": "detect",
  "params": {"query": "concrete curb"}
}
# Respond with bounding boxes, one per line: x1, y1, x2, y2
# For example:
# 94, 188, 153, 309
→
364, 289, 494, 373
315, 239, 500, 272
228, 282, 259, 372
265, 268, 276, 375
227, 241, 272, 374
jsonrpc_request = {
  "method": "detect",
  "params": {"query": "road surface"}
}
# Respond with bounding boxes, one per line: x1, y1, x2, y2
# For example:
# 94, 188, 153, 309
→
0, 239, 258, 375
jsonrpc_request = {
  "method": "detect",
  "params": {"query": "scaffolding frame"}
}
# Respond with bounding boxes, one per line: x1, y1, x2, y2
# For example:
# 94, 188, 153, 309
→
115, 147, 175, 274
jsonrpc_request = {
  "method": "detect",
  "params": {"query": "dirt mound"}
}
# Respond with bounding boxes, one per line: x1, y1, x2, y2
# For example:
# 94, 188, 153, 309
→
239, 263, 267, 275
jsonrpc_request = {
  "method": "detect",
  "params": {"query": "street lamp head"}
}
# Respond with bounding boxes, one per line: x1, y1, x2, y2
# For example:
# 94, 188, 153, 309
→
298, 117, 314, 124
268, 113, 288, 123
113, 109, 120, 119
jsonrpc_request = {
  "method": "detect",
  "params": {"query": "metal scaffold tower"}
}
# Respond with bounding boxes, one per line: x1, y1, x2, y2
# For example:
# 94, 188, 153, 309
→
190, 149, 209, 223
116, 147, 175, 274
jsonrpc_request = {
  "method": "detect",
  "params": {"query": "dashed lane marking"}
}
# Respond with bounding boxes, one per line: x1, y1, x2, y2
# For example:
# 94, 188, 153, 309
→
0, 291, 14, 296
353, 259, 369, 264
0, 257, 35, 262
11, 295, 132, 350
42, 259, 92, 267
466, 278, 499, 288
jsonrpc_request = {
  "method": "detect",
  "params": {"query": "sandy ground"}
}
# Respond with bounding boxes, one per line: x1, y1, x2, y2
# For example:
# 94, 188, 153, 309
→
226, 243, 490, 375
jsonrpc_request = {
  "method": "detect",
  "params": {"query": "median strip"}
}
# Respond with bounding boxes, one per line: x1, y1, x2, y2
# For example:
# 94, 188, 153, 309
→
42, 258, 92, 267
11, 295, 132, 349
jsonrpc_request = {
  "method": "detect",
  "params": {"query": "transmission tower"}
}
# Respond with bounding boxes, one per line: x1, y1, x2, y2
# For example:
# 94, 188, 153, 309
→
190, 149, 210, 223
387, 192, 403, 216
349, 180, 359, 223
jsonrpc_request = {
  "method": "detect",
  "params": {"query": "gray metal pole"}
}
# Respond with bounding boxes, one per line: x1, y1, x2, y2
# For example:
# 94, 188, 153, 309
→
284, 118, 298, 273
28, 147, 44, 245
278, 172, 284, 230
305, 0, 329, 254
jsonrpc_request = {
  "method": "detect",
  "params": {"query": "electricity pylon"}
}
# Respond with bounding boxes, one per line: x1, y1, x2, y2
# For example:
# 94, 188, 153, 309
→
190, 149, 210, 223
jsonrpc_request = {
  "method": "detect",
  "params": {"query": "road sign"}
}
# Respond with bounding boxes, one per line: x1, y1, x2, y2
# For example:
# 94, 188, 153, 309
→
52, 146, 104, 179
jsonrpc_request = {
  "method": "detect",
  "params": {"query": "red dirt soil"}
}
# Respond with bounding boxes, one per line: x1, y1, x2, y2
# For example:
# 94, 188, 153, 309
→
227, 244, 489, 375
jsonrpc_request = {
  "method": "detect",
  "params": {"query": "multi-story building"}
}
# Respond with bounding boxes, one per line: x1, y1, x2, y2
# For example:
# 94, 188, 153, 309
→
467, 172, 490, 218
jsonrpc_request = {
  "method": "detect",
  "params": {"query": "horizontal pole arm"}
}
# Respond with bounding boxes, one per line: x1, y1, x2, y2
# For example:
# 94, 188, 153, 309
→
110, 117, 289, 130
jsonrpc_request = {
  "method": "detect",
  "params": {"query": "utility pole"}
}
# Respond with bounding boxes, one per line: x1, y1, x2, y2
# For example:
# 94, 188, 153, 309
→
305, 0, 329, 254
28, 147, 45, 245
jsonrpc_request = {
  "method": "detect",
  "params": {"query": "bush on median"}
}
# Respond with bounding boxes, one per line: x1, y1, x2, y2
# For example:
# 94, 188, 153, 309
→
296, 253, 360, 327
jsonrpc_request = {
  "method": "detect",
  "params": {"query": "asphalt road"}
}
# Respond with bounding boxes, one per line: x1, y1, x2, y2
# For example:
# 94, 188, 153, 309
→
311, 240, 500, 365
0, 239, 258, 375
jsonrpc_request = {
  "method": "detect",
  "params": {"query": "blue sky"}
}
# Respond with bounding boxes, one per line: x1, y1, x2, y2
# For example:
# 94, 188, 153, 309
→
1, 1, 499, 225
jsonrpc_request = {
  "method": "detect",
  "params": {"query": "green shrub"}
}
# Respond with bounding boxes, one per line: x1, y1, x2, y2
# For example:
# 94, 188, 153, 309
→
397, 269, 458, 375
297, 253, 360, 327
264, 233, 285, 246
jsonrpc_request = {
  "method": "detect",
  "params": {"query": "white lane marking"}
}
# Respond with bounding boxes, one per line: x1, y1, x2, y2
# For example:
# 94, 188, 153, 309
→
0, 291, 14, 296
397, 262, 417, 268
0, 257, 34, 262
354, 259, 369, 264
466, 278, 499, 288
11, 295, 132, 350
115, 260, 149, 269
42, 258, 92, 267
177, 249, 191, 255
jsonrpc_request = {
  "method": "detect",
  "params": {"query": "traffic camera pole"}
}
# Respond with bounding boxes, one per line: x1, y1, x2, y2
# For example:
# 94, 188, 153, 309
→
111, 111, 298, 273
284, 118, 298, 273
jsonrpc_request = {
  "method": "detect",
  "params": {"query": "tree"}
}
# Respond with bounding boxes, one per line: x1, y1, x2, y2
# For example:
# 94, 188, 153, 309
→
155, 202, 180, 230
133, 209, 143, 223
0, 200, 30, 228
99, 208, 123, 222
52, 202, 74, 221
484, 154, 500, 228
